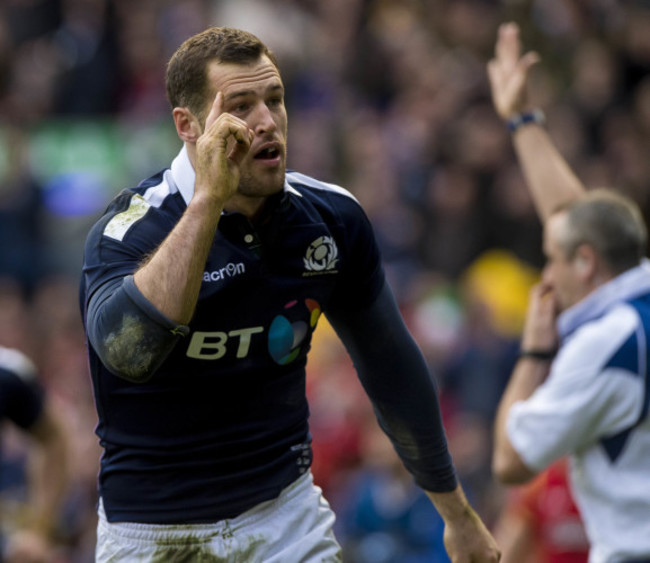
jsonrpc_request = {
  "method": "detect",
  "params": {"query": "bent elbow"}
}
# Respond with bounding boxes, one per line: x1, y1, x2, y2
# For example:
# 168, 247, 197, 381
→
492, 458, 520, 485
86, 279, 183, 383
101, 345, 157, 383
492, 450, 535, 485
94, 314, 173, 384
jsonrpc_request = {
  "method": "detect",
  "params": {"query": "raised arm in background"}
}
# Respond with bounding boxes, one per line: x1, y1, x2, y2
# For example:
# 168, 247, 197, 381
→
487, 22, 585, 222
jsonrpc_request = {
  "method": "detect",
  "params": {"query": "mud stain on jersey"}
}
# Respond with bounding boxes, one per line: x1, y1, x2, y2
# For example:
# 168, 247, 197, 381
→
104, 315, 160, 382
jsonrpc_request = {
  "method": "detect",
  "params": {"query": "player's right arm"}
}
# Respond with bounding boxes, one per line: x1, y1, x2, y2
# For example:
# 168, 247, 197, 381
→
133, 91, 253, 325
488, 22, 585, 222
83, 92, 253, 382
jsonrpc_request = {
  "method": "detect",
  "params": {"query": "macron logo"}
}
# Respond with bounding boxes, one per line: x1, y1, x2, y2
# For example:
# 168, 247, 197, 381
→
203, 262, 246, 283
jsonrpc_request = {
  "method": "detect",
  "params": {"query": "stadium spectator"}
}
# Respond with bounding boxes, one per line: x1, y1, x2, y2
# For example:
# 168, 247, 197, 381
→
80, 26, 499, 562
489, 22, 650, 562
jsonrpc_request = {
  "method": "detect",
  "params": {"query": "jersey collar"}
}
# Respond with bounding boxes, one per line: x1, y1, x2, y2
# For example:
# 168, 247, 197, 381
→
170, 146, 301, 207
558, 258, 650, 340
170, 146, 197, 206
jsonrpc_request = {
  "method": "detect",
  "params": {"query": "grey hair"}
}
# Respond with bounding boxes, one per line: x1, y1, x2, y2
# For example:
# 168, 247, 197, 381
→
555, 189, 647, 275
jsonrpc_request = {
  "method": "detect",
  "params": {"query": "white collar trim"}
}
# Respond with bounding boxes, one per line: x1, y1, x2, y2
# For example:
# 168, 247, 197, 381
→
169, 146, 301, 206
558, 258, 650, 339
170, 146, 196, 206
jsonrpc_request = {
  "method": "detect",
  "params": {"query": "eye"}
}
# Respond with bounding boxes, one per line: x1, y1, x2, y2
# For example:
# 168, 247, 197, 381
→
268, 96, 283, 107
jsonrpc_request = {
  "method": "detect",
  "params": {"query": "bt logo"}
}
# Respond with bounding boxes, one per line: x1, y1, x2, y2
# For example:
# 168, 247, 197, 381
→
186, 299, 322, 365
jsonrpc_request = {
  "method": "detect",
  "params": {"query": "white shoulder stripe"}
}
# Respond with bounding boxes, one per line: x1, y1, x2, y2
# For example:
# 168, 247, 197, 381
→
0, 346, 37, 382
104, 174, 176, 242
287, 171, 359, 204
104, 194, 152, 241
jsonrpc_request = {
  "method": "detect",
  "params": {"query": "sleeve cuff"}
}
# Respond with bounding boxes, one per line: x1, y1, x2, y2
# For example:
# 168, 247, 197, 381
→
123, 275, 190, 337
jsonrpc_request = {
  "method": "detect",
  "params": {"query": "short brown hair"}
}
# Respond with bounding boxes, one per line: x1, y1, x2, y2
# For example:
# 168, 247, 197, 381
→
166, 27, 278, 119
557, 189, 647, 275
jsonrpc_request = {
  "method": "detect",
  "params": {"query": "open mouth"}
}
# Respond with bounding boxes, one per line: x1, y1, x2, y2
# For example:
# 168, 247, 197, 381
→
254, 147, 280, 160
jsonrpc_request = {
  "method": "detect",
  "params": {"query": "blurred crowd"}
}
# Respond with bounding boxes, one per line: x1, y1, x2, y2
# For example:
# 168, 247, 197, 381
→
1, 0, 649, 561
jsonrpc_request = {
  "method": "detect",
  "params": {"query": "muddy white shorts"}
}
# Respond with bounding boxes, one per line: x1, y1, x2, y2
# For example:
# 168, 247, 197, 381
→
95, 471, 342, 562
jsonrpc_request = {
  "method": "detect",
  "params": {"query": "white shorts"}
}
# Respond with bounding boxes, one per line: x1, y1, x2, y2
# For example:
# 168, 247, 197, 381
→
95, 471, 342, 562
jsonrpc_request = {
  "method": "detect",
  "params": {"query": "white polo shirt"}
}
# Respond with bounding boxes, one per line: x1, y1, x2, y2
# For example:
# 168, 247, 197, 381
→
508, 261, 650, 563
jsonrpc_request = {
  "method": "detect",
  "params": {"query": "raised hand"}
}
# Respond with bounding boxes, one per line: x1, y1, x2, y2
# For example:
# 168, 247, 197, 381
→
487, 22, 540, 120
193, 91, 254, 206
520, 281, 559, 353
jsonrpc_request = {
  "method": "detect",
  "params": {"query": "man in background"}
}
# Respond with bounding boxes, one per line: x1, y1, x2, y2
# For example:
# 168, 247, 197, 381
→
489, 22, 650, 562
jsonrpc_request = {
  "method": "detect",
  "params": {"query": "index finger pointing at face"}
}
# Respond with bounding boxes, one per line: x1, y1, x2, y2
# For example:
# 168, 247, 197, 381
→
204, 91, 224, 132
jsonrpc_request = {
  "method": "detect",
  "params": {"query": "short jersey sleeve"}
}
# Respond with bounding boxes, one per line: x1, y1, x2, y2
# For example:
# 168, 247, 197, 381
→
81, 189, 168, 311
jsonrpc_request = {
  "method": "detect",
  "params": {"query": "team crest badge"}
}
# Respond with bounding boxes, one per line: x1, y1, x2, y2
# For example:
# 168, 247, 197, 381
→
303, 236, 339, 275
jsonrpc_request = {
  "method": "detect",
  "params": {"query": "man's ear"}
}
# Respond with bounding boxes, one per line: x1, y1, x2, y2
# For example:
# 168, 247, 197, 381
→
172, 107, 202, 143
574, 244, 598, 280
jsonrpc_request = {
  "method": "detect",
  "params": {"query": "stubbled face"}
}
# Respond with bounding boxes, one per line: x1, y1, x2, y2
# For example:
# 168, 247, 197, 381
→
542, 212, 587, 312
204, 55, 288, 199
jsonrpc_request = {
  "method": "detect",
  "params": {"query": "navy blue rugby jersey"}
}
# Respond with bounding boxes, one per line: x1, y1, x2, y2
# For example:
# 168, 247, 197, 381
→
81, 147, 385, 524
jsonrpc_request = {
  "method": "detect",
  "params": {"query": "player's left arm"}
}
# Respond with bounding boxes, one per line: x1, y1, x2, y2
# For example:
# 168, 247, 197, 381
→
326, 281, 456, 492
326, 283, 500, 562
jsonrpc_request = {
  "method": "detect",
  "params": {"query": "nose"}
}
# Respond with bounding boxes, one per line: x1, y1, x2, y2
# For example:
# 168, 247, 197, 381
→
251, 102, 277, 136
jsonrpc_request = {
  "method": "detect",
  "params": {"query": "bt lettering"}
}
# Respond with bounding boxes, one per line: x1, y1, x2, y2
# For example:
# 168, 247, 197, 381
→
187, 327, 264, 360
